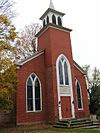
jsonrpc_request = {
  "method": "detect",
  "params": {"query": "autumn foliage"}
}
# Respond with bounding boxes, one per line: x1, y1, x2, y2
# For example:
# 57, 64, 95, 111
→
0, 14, 17, 112
0, 62, 17, 112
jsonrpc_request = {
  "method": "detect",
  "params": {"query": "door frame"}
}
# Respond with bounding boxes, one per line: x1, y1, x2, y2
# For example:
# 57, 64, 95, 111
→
56, 54, 75, 120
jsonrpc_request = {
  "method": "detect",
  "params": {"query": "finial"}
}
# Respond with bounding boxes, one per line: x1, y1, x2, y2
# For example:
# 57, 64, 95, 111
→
49, 0, 55, 9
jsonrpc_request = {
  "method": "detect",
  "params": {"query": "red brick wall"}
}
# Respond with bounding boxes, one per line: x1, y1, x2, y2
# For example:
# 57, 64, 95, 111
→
16, 25, 90, 125
73, 65, 90, 118
16, 54, 47, 125
38, 26, 75, 121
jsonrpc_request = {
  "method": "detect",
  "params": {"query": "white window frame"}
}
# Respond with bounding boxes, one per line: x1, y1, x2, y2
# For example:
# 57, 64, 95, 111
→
56, 54, 75, 119
75, 80, 83, 110
58, 57, 69, 86
26, 73, 42, 112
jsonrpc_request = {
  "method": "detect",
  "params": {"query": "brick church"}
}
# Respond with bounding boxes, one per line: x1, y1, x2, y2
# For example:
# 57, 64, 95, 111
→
16, 0, 89, 125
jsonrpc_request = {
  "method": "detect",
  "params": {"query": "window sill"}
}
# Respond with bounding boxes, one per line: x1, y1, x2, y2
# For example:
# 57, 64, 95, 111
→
26, 110, 42, 113
60, 85, 70, 87
78, 108, 83, 111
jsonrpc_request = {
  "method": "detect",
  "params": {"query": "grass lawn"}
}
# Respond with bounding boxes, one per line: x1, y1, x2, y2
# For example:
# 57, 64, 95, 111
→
0, 127, 100, 133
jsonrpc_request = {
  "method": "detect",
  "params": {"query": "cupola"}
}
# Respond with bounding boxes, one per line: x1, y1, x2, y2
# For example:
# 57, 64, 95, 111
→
40, 0, 65, 27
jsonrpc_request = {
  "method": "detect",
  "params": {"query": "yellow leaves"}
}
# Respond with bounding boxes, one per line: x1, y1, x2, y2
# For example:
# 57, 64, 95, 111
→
0, 15, 17, 42
0, 59, 17, 112
0, 15, 17, 60
0, 43, 12, 52
0, 15, 7, 21
0, 15, 10, 26
0, 6, 17, 112
0, 88, 9, 98
7, 26, 17, 41
0, 58, 13, 72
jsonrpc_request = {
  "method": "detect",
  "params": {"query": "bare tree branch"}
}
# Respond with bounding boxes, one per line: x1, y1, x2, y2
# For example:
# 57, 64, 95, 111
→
0, 0, 16, 20
15, 23, 42, 60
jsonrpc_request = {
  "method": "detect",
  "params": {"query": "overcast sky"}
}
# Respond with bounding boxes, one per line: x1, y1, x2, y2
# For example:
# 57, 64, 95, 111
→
13, 0, 100, 69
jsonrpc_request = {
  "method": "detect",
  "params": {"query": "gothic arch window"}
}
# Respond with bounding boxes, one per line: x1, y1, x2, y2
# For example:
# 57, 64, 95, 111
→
47, 16, 49, 24
58, 16, 62, 26
52, 14, 56, 24
58, 56, 69, 86
43, 19, 45, 27
76, 80, 83, 109
26, 73, 42, 112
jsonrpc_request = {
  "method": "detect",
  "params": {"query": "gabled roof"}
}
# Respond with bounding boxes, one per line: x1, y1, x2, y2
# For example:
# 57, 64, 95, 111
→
40, 8, 65, 20
16, 49, 45, 66
73, 60, 85, 74
16, 48, 85, 75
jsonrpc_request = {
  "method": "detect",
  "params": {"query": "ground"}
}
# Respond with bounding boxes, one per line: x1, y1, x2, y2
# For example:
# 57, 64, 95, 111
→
0, 127, 100, 133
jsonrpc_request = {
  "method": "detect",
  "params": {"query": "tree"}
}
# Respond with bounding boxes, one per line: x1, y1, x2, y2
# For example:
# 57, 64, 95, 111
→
0, 0, 15, 20
15, 23, 42, 60
0, 15, 17, 60
0, 61, 17, 112
0, 12, 17, 112
83, 65, 100, 114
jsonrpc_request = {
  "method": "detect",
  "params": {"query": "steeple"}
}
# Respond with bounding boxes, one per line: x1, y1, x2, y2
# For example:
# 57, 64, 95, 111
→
49, 0, 55, 9
40, 1, 65, 27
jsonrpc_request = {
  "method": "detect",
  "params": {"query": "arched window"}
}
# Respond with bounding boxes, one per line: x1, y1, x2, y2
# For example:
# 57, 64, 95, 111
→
47, 16, 49, 24
76, 80, 83, 109
52, 14, 56, 24
58, 16, 62, 26
58, 56, 69, 85
43, 19, 45, 27
64, 62, 69, 85
26, 73, 42, 112
58, 60, 63, 84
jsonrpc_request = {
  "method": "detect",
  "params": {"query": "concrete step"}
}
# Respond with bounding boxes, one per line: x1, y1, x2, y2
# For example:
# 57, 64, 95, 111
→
71, 123, 93, 128
53, 124, 68, 128
70, 118, 90, 123
82, 125, 99, 129
53, 118, 94, 129
71, 121, 92, 126
56, 122, 68, 126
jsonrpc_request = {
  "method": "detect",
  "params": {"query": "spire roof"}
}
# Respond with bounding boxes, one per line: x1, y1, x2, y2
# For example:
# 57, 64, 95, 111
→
49, 0, 55, 9
40, 0, 65, 20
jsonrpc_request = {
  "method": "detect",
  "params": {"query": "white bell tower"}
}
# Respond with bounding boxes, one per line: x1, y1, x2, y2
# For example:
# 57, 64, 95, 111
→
40, 0, 65, 27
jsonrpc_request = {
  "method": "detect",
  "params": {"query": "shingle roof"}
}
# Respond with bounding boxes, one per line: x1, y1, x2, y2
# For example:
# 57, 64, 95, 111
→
16, 49, 45, 66
73, 60, 85, 74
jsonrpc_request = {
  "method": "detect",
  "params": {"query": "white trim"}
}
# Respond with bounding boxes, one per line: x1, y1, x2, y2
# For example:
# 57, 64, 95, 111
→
26, 73, 42, 113
37, 24, 71, 38
56, 57, 62, 119
17, 50, 44, 66
75, 80, 83, 110
60, 94, 71, 96
56, 54, 75, 119
58, 59, 69, 86
74, 62, 84, 74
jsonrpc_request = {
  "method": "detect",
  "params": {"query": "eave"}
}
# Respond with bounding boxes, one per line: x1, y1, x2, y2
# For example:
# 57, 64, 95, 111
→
16, 49, 45, 66
40, 8, 65, 20
36, 23, 72, 38
73, 60, 85, 74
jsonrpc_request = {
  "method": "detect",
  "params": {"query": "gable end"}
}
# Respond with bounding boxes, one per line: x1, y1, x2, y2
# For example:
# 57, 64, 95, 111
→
16, 50, 45, 66
73, 61, 85, 74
